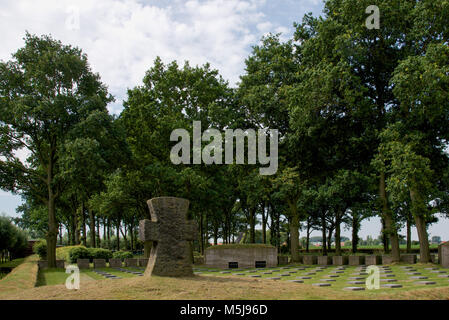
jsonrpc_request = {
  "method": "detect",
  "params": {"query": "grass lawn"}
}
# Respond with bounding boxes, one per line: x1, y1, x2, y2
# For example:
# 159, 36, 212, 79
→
1, 261, 449, 300
0, 258, 26, 269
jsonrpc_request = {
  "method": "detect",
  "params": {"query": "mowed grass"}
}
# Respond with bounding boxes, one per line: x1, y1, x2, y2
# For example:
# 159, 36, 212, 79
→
0, 258, 26, 268
193, 263, 449, 299
2, 260, 449, 300
0, 255, 38, 294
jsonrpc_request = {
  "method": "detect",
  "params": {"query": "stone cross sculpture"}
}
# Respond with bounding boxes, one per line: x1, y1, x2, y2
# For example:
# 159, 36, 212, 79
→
139, 197, 197, 277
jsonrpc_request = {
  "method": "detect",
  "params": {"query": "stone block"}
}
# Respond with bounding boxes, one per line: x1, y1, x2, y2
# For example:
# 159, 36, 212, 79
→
77, 259, 90, 269
138, 258, 149, 267
109, 258, 122, 268
125, 258, 138, 267
400, 254, 417, 264
438, 242, 449, 268
348, 256, 365, 266
93, 259, 106, 268
365, 255, 381, 266
332, 256, 348, 266
382, 255, 394, 265
317, 256, 332, 265
303, 255, 317, 265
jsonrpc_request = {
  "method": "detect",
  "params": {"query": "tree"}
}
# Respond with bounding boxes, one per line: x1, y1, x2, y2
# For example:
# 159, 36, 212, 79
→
0, 33, 112, 267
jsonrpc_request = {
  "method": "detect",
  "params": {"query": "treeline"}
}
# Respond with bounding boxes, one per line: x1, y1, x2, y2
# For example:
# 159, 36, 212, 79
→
0, 216, 28, 262
1, 0, 449, 267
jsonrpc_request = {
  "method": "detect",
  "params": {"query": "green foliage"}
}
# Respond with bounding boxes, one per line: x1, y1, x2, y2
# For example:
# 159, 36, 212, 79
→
33, 240, 47, 259
88, 248, 113, 261
67, 246, 90, 263
112, 251, 134, 261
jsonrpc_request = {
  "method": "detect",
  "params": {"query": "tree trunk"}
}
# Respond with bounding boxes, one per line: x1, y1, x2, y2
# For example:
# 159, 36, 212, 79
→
262, 203, 267, 244
306, 218, 310, 253
88, 208, 95, 248
406, 215, 412, 253
327, 225, 333, 251
409, 187, 431, 263
46, 191, 58, 268
75, 209, 81, 245
352, 215, 358, 254
379, 173, 400, 260
97, 218, 101, 248
335, 211, 342, 256
81, 203, 87, 246
321, 210, 327, 256
288, 199, 300, 262
200, 213, 204, 255
116, 222, 120, 251
249, 207, 255, 243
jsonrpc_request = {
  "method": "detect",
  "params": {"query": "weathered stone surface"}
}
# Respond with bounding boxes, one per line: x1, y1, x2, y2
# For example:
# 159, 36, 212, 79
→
430, 254, 437, 264
205, 245, 277, 269
344, 287, 365, 291
303, 255, 317, 265
109, 258, 122, 268
348, 256, 365, 266
382, 284, 402, 288
438, 242, 449, 268
56, 260, 65, 269
138, 258, 149, 267
37, 260, 48, 269
317, 256, 332, 265
313, 283, 331, 287
194, 256, 204, 265
77, 259, 90, 269
139, 197, 197, 277
381, 255, 394, 265
93, 259, 106, 268
332, 256, 348, 266
278, 255, 289, 265
415, 281, 436, 285
400, 254, 417, 264
125, 258, 138, 267
365, 255, 381, 266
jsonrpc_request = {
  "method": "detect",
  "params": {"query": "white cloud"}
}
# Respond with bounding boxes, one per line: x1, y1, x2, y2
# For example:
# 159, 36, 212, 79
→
0, 0, 279, 114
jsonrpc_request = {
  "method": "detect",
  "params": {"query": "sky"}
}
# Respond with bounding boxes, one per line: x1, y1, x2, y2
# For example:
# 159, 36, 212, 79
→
0, 0, 448, 241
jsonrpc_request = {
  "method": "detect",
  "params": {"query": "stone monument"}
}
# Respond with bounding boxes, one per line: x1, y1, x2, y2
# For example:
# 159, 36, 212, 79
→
438, 241, 449, 268
139, 197, 197, 277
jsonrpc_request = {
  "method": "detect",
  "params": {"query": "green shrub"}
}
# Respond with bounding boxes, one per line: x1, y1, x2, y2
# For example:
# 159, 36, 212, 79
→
88, 248, 112, 261
67, 246, 90, 263
112, 251, 134, 261
33, 240, 47, 259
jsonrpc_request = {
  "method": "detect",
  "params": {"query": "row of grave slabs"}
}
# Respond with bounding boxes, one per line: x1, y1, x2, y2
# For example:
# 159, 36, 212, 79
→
88, 266, 146, 279
193, 264, 449, 292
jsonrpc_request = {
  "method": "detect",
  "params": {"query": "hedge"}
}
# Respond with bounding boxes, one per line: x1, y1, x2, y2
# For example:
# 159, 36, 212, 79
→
32, 240, 47, 259
112, 251, 134, 261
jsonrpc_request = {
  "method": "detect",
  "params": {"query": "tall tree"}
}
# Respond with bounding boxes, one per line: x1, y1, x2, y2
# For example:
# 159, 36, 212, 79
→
0, 33, 112, 266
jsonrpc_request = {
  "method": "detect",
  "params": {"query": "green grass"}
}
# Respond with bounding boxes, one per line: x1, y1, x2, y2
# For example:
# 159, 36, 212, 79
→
0, 258, 26, 268
0, 255, 39, 295
36, 268, 69, 286
194, 263, 449, 296
35, 266, 145, 286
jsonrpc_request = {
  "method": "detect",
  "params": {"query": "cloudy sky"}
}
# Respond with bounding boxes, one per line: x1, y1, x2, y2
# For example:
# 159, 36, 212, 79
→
1, 0, 448, 240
